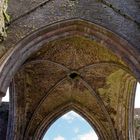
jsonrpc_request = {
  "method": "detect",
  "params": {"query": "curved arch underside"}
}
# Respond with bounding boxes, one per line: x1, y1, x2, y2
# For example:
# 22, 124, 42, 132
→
12, 36, 136, 140
1, 19, 137, 140
0, 19, 139, 94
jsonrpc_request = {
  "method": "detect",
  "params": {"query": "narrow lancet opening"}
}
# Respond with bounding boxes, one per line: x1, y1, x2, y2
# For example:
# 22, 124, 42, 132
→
2, 87, 9, 102
134, 83, 140, 139
42, 111, 98, 140
134, 83, 140, 108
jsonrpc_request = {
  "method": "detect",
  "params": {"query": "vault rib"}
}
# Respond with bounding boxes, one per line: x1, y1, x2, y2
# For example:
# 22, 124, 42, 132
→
24, 76, 68, 137
22, 59, 70, 72
78, 61, 133, 76
78, 76, 118, 140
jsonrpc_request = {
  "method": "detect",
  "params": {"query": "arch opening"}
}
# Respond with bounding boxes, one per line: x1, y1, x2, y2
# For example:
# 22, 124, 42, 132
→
1, 19, 139, 140
2, 87, 9, 102
134, 83, 140, 109
0, 19, 139, 94
42, 111, 99, 140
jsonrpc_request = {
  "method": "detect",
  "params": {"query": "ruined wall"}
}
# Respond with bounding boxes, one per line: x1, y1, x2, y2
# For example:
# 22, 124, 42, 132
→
0, 0, 139, 140
2, 0, 140, 52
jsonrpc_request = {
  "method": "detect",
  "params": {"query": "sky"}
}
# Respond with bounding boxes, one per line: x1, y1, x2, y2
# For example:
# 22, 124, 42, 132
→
135, 82, 140, 108
2, 87, 9, 102
42, 111, 98, 140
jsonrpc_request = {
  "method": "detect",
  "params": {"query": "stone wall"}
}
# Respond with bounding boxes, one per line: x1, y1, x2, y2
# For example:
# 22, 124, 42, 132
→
0, 0, 8, 59
0, 102, 9, 140
134, 108, 140, 140
0, 0, 139, 140
0, 0, 6, 41
3, 0, 140, 51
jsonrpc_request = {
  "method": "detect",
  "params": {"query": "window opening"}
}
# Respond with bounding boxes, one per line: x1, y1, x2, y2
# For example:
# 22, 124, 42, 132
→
2, 87, 9, 102
135, 83, 140, 108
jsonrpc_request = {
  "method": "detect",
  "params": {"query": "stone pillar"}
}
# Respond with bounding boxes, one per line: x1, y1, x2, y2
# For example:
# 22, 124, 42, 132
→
134, 109, 140, 140
0, 102, 9, 140
0, 0, 8, 105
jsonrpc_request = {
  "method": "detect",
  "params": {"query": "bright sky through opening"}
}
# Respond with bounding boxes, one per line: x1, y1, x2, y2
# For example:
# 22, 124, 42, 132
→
2, 87, 9, 102
43, 111, 98, 140
135, 82, 140, 108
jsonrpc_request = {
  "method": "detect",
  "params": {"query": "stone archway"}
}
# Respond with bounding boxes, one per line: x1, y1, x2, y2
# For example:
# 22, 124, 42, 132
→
34, 104, 104, 140
41, 110, 99, 140
0, 19, 139, 94
0, 19, 138, 140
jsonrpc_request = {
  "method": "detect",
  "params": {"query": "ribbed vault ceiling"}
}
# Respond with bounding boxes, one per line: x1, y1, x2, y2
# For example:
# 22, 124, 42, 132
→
13, 36, 136, 140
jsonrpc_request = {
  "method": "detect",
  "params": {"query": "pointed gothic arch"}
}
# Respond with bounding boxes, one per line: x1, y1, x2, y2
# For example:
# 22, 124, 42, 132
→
0, 19, 138, 140
42, 110, 99, 140
0, 19, 139, 94
34, 104, 103, 140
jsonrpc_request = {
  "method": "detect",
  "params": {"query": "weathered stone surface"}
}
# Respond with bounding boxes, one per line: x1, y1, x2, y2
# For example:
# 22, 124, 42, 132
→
0, 0, 8, 58
134, 108, 140, 140
1, 0, 139, 52
10, 36, 136, 140
0, 0, 8, 41
0, 1, 139, 140
0, 102, 9, 140
0, 0, 5, 41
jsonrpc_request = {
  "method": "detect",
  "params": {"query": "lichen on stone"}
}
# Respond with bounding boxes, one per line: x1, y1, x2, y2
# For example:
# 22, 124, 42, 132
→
0, 0, 9, 42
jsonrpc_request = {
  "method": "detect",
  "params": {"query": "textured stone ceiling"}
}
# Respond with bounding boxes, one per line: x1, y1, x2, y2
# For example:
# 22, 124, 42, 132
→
13, 36, 136, 140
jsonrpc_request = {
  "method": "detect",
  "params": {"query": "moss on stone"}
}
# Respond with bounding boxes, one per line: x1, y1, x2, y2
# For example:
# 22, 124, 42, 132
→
0, 0, 9, 42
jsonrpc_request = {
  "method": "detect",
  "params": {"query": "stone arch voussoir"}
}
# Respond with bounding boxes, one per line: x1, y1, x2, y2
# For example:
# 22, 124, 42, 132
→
0, 19, 139, 95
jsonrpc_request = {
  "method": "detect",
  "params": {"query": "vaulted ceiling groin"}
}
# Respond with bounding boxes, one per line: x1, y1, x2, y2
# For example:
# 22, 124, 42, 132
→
12, 36, 136, 140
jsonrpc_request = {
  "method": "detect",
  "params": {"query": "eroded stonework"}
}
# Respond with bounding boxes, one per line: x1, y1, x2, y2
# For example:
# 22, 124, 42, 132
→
12, 36, 136, 140
0, 102, 9, 140
134, 109, 140, 140
0, 0, 140, 140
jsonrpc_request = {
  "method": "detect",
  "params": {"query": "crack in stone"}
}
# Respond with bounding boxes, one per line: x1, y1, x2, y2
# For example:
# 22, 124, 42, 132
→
98, 0, 140, 27
5, 0, 53, 27
6, 0, 140, 28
